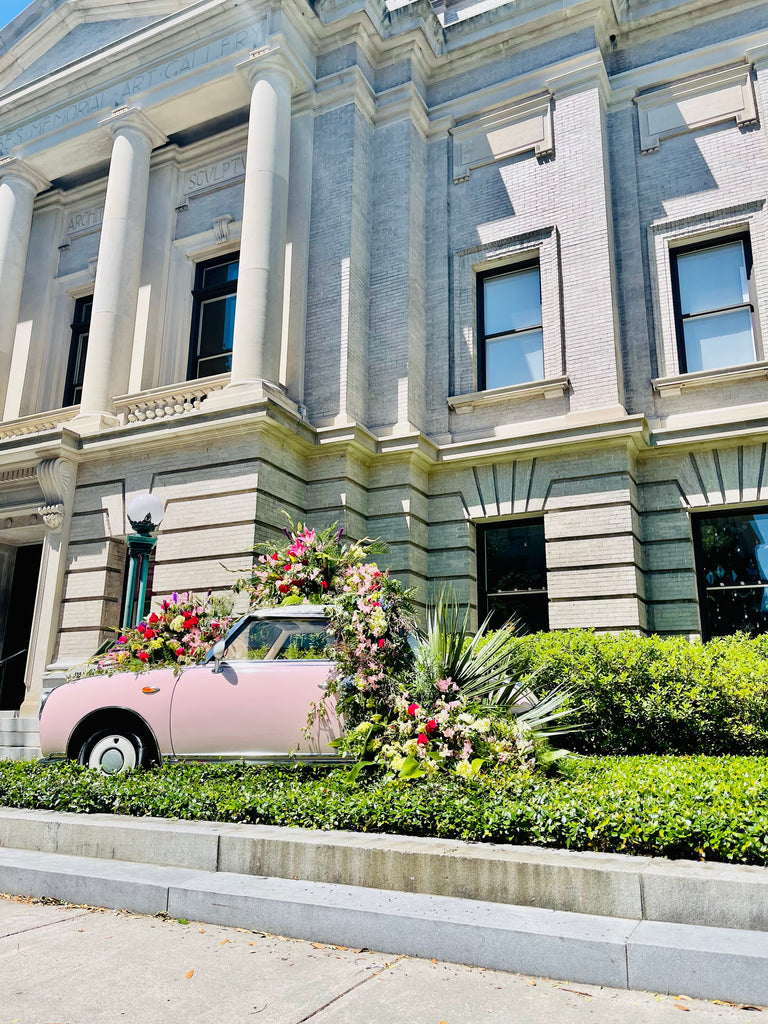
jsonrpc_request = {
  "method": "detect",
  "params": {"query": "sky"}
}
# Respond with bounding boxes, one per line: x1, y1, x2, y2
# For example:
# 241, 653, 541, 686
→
1, 0, 34, 32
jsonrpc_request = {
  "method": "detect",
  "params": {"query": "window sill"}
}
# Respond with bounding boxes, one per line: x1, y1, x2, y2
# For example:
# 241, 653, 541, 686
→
448, 376, 569, 414
653, 362, 768, 396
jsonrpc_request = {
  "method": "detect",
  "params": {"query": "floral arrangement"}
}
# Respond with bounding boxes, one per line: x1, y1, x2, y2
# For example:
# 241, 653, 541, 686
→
233, 520, 387, 608
343, 684, 538, 780
82, 592, 234, 677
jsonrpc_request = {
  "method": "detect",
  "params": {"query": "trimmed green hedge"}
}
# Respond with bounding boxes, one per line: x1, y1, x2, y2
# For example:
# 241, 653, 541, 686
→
2, 756, 767, 865
512, 630, 768, 755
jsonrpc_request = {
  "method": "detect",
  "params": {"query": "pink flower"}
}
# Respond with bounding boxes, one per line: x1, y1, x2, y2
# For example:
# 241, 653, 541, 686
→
436, 679, 450, 693
417, 733, 429, 745
407, 703, 419, 716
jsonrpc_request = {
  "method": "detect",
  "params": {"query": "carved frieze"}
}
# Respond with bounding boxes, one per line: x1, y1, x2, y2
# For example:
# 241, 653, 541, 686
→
178, 153, 246, 208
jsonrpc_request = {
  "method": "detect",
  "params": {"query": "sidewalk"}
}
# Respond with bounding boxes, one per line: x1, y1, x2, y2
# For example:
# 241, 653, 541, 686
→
0, 894, 759, 1024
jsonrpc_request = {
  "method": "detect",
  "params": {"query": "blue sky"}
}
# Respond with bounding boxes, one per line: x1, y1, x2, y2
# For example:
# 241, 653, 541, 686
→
1, 0, 33, 32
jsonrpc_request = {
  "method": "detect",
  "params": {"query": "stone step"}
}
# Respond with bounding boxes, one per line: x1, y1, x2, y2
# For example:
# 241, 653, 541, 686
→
0, 808, 766, 933
0, 844, 767, 1005
0, 716, 40, 734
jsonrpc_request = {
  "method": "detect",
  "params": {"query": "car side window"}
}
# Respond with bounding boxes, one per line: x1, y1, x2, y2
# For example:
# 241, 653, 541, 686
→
222, 619, 332, 661
275, 622, 332, 660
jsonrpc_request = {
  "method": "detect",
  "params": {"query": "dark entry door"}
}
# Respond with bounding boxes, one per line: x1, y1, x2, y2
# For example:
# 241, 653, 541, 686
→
0, 543, 43, 711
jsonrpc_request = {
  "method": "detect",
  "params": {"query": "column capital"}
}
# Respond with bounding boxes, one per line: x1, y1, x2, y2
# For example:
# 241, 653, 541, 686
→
0, 157, 50, 194
98, 105, 168, 149
236, 45, 313, 96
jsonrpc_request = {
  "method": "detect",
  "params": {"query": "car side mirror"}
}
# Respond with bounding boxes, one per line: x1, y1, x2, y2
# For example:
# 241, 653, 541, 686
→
211, 639, 226, 673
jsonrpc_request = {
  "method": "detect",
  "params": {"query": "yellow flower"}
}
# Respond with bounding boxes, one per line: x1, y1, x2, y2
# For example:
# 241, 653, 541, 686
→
170, 615, 185, 632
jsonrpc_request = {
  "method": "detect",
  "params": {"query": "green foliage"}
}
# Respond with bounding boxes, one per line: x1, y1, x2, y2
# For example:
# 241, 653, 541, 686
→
507, 630, 768, 755
4, 755, 768, 865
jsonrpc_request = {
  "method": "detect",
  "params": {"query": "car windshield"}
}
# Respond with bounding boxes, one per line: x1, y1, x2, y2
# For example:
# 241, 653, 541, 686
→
223, 618, 333, 661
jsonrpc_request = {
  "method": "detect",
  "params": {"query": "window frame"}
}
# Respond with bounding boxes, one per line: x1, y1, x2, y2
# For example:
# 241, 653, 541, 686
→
476, 518, 549, 632
187, 251, 239, 381
692, 504, 768, 641
62, 294, 92, 408
476, 258, 543, 392
669, 231, 760, 375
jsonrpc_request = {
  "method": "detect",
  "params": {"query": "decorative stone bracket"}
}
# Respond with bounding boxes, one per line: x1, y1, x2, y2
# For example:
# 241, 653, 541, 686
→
452, 94, 554, 183
636, 64, 758, 154
36, 458, 76, 531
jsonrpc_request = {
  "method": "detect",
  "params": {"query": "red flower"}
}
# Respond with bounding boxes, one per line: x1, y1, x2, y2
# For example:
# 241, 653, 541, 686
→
320, 580, 328, 589
417, 733, 428, 745
285, 564, 291, 570
137, 623, 146, 633
407, 703, 419, 716
271, 553, 280, 560
378, 639, 385, 648
118, 635, 127, 644
175, 647, 184, 656
148, 612, 159, 624
186, 615, 199, 626
137, 651, 149, 661
144, 628, 155, 640
278, 583, 290, 593
426, 719, 438, 732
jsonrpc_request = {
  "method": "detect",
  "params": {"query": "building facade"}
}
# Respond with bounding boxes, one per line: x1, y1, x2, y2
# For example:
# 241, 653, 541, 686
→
1, 0, 768, 754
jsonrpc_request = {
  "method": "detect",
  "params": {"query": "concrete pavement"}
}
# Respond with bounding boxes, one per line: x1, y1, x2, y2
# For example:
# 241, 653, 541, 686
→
0, 893, 762, 1024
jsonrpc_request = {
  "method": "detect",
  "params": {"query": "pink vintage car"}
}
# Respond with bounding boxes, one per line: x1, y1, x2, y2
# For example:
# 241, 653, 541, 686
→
39, 607, 343, 773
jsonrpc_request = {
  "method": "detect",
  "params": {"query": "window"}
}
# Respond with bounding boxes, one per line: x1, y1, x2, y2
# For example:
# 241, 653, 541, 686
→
224, 617, 332, 661
478, 262, 543, 390
671, 235, 758, 374
188, 253, 239, 379
63, 295, 92, 406
477, 520, 549, 632
694, 508, 768, 640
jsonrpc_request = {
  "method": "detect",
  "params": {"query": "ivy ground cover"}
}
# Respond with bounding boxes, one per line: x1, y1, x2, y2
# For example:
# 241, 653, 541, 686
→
2, 755, 767, 866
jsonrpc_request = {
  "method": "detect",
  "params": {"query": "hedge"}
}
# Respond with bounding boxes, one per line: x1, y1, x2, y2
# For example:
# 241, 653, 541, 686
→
1, 756, 767, 865
511, 630, 768, 755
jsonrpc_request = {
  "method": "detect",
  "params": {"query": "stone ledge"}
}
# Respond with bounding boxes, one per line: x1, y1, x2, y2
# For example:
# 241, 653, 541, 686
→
447, 375, 570, 413
653, 361, 768, 396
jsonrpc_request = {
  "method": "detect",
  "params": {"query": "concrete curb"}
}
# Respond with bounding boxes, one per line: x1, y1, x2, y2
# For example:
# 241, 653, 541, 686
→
2, 807, 768, 1004
3, 845, 768, 1005
1, 807, 768, 930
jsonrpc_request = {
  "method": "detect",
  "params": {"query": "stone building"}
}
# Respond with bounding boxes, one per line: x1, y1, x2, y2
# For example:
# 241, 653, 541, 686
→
1, 0, 767, 755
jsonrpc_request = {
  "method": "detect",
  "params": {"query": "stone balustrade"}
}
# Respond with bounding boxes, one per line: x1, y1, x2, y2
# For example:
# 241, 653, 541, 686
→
0, 406, 78, 440
113, 374, 229, 423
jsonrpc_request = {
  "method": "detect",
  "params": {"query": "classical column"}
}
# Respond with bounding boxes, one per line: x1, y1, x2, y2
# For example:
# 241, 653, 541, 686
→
0, 158, 49, 418
228, 52, 294, 393
76, 107, 166, 427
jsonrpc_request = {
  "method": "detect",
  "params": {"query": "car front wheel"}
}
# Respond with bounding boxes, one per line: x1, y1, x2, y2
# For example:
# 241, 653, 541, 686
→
77, 730, 150, 774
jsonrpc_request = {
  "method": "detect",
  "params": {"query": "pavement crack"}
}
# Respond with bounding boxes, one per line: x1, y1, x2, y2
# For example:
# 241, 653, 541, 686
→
1, 911, 91, 940
293, 954, 406, 1023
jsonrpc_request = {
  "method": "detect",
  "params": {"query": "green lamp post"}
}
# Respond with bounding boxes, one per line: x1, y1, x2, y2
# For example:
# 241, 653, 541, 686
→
122, 492, 165, 629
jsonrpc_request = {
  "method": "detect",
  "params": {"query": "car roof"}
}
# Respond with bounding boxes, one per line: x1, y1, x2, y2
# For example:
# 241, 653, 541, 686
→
248, 606, 330, 619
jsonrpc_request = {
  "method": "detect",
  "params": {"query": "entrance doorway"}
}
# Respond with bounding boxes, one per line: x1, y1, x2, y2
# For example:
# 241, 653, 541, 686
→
0, 543, 43, 711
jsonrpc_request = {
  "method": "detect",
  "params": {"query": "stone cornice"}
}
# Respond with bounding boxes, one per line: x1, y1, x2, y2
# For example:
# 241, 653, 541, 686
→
98, 105, 168, 148
0, 156, 50, 193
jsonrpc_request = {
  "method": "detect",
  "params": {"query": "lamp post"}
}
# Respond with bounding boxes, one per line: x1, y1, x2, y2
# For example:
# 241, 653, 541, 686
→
123, 492, 165, 629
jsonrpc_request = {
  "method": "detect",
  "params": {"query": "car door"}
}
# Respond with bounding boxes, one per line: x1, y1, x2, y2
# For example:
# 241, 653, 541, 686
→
169, 616, 341, 758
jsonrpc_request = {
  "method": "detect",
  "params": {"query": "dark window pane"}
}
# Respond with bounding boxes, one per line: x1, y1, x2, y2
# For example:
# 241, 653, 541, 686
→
485, 522, 547, 593
197, 294, 236, 358
486, 592, 549, 633
64, 297, 92, 407
695, 511, 768, 639
201, 259, 239, 289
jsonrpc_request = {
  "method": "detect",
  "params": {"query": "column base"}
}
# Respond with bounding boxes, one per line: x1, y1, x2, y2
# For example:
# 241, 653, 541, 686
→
202, 379, 300, 418
68, 411, 121, 434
